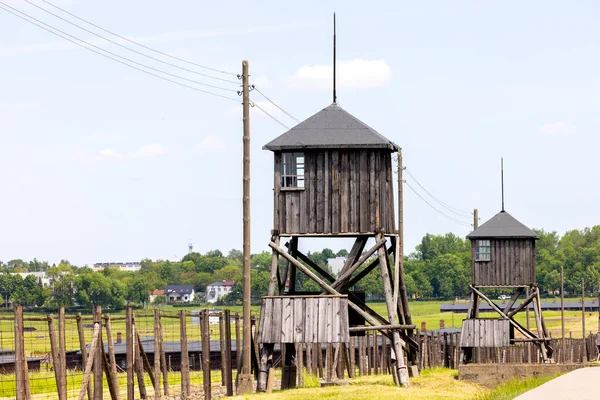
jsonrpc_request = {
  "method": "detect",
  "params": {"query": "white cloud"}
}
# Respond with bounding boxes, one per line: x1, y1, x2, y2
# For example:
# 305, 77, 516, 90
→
252, 76, 272, 89
197, 136, 225, 150
96, 148, 122, 161
540, 122, 576, 136
132, 143, 168, 159
288, 59, 392, 91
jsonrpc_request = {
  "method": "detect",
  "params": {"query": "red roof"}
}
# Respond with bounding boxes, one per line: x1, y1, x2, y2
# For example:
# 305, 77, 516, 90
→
150, 289, 164, 295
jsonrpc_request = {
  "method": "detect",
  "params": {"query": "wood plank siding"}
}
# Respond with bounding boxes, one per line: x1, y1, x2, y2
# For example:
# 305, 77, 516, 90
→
273, 150, 395, 235
471, 239, 536, 286
460, 319, 510, 347
258, 296, 350, 344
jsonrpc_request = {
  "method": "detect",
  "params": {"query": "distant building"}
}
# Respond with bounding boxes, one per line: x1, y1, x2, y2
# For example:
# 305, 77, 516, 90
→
165, 285, 195, 303
92, 262, 141, 272
327, 257, 347, 275
16, 272, 51, 287
149, 289, 164, 303
206, 281, 234, 304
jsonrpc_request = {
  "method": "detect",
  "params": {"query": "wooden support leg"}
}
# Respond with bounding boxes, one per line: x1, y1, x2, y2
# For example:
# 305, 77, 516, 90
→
258, 232, 280, 392
281, 343, 297, 389
532, 289, 549, 362
376, 232, 409, 386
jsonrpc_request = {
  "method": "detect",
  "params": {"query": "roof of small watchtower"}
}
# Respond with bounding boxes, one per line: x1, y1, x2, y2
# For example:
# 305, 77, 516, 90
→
467, 211, 539, 240
262, 103, 397, 151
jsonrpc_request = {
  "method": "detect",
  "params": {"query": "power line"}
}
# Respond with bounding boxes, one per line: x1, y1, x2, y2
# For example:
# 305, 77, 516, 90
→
23, 0, 239, 85
0, 2, 240, 102
252, 86, 301, 124
0, 1, 237, 93
251, 102, 290, 129
405, 181, 471, 228
38, 0, 237, 77
404, 168, 472, 218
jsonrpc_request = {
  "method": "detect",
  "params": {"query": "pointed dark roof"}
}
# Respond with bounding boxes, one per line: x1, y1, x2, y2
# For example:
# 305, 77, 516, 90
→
263, 103, 397, 151
467, 211, 539, 239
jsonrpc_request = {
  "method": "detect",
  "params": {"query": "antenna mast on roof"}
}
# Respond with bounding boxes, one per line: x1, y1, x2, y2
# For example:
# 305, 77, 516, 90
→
333, 12, 337, 104
501, 157, 505, 212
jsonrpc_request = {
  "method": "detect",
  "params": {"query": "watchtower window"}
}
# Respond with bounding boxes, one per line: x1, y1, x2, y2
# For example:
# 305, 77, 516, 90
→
476, 240, 491, 261
282, 152, 304, 189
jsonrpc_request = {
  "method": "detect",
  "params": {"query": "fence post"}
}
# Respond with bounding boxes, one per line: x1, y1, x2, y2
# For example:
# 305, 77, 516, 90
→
201, 309, 212, 400
180, 310, 190, 398
78, 322, 101, 400
159, 315, 169, 396
104, 314, 120, 399
76, 313, 93, 400
58, 308, 67, 400
219, 312, 226, 386
235, 312, 241, 371
48, 314, 65, 400
14, 305, 28, 400
93, 306, 103, 400
153, 308, 162, 399
224, 310, 234, 396
125, 308, 135, 400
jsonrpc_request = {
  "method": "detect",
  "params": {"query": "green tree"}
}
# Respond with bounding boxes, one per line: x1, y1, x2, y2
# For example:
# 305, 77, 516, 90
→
126, 277, 151, 306
11, 275, 46, 307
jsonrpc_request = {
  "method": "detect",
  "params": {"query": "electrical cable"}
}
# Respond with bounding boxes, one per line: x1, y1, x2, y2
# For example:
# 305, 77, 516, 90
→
39, 0, 237, 77
24, 0, 240, 84
0, 1, 236, 93
405, 181, 471, 228
405, 168, 472, 217
251, 102, 290, 129
0, 2, 240, 102
253, 86, 301, 124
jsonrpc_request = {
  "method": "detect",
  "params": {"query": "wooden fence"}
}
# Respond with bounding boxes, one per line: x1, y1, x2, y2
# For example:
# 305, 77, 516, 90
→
2, 306, 599, 399
418, 329, 600, 369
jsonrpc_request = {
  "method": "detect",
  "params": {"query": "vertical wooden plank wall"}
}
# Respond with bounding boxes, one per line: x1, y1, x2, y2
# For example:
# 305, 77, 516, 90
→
274, 150, 396, 234
472, 239, 536, 286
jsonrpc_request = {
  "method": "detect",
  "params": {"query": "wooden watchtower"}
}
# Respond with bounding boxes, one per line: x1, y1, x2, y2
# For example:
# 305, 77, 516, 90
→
256, 102, 417, 389
460, 210, 553, 363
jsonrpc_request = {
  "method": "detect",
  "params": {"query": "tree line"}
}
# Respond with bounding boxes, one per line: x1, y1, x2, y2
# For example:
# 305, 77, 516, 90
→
2, 226, 600, 309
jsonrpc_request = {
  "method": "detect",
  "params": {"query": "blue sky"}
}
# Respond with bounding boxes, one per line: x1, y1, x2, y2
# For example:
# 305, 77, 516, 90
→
1, 0, 599, 266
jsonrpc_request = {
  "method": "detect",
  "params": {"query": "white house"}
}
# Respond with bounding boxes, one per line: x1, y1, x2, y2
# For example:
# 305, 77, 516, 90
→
206, 281, 234, 304
92, 262, 141, 272
164, 285, 195, 303
16, 271, 51, 287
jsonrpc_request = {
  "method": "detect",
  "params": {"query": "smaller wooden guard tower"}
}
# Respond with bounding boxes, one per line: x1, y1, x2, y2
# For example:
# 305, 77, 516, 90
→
256, 103, 417, 390
460, 210, 553, 363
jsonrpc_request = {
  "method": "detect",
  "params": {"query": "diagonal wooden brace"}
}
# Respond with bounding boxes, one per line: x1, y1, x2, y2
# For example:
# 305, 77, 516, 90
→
269, 241, 406, 348
470, 286, 538, 340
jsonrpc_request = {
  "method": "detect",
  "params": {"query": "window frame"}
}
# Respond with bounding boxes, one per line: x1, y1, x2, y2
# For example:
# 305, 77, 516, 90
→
475, 239, 491, 261
281, 152, 305, 190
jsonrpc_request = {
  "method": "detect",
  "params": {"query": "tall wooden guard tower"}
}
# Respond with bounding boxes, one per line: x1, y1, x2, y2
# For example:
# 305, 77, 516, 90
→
256, 103, 418, 390
460, 210, 553, 363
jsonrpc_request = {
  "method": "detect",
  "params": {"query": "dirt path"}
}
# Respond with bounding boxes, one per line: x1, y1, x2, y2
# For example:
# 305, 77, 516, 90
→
515, 367, 600, 400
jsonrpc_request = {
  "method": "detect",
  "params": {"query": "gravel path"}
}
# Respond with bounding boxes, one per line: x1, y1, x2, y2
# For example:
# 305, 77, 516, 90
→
514, 367, 600, 400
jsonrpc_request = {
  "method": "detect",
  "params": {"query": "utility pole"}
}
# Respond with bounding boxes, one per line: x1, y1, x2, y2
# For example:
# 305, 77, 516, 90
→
473, 209, 478, 230
560, 266, 565, 362
238, 59, 253, 394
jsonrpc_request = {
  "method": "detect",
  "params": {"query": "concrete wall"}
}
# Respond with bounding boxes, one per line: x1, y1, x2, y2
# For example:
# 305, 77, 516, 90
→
458, 363, 585, 387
